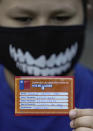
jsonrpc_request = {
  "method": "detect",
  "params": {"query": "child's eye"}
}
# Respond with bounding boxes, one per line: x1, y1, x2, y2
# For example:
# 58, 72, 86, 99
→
52, 16, 72, 22
13, 17, 33, 23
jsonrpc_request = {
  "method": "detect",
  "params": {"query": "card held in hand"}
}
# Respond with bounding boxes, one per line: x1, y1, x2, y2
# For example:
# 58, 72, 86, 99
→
15, 76, 75, 116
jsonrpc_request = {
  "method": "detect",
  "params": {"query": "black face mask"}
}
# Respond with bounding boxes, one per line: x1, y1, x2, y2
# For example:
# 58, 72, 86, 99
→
0, 25, 85, 76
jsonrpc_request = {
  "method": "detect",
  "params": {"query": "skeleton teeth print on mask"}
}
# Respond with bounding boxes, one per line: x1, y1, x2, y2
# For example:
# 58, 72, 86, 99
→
9, 42, 78, 76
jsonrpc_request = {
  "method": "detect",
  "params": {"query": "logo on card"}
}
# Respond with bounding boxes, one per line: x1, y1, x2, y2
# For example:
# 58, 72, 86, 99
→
19, 80, 30, 90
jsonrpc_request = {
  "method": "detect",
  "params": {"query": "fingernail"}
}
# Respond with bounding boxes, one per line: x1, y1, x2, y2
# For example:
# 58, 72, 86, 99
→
70, 121, 74, 128
69, 110, 77, 118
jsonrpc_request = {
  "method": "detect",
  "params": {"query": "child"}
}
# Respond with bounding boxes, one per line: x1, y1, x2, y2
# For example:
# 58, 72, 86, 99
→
0, 0, 93, 130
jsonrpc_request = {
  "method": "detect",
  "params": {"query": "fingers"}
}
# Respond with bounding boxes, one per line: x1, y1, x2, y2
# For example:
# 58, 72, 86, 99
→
73, 127, 93, 131
69, 109, 93, 130
70, 116, 93, 129
69, 109, 93, 120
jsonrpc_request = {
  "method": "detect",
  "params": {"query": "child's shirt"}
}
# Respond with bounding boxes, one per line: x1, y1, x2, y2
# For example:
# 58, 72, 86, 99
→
0, 64, 93, 131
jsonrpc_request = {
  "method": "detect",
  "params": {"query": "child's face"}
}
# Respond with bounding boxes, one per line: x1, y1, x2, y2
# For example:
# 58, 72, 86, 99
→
0, 0, 83, 27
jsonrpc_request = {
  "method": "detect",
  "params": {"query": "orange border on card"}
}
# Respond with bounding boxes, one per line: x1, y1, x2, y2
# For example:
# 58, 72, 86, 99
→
15, 76, 75, 116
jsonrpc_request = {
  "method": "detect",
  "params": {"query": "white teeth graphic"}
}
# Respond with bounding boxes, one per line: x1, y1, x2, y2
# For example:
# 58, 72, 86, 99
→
17, 48, 24, 63
9, 45, 24, 62
26, 66, 33, 75
35, 55, 46, 68
25, 51, 35, 65
56, 52, 66, 65
9, 45, 17, 61
9, 42, 78, 76
46, 54, 56, 68
25, 52, 47, 68
16, 62, 27, 73
16, 62, 70, 76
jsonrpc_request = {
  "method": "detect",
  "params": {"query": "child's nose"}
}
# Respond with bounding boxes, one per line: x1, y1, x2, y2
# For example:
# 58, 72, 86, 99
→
30, 17, 49, 26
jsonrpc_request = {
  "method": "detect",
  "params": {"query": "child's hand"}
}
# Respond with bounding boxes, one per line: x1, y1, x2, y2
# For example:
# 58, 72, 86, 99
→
69, 109, 93, 131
